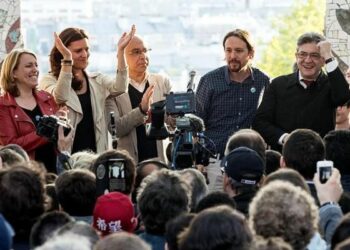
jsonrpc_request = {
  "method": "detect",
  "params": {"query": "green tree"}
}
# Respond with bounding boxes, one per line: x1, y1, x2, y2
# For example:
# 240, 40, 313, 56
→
257, 0, 326, 78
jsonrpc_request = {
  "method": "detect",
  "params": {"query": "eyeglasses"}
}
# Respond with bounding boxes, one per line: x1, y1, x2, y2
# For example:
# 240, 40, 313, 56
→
128, 48, 152, 56
296, 51, 321, 60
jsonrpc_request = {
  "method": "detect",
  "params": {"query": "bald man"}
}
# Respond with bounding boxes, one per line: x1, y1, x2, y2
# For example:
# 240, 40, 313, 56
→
106, 35, 172, 163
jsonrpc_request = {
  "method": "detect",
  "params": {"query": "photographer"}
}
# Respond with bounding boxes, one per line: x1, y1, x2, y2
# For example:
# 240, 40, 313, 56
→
0, 49, 68, 172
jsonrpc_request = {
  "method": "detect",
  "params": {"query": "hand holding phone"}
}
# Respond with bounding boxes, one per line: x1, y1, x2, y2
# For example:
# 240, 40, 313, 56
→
317, 160, 333, 184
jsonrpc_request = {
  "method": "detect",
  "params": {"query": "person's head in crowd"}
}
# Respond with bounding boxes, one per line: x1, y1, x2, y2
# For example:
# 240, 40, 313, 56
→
263, 168, 310, 193
125, 35, 150, 78
222, 146, 264, 197
282, 128, 325, 180
265, 149, 281, 175
94, 232, 151, 250
55, 221, 100, 246
165, 213, 195, 250
195, 191, 236, 213
249, 181, 319, 250
331, 213, 350, 250
335, 100, 350, 130
0, 148, 25, 167
0, 213, 14, 250
50, 27, 89, 89
1, 144, 29, 162
30, 211, 73, 248
92, 192, 137, 236
55, 169, 96, 221
92, 149, 136, 196
0, 165, 45, 243
45, 184, 59, 212
133, 158, 168, 202
324, 130, 350, 176
0, 48, 38, 97
70, 150, 98, 170
137, 168, 191, 236
179, 205, 252, 250
250, 236, 293, 250
34, 232, 92, 250
222, 29, 255, 74
70, 151, 98, 170
295, 32, 326, 81
178, 168, 208, 212
225, 128, 266, 164
335, 238, 350, 250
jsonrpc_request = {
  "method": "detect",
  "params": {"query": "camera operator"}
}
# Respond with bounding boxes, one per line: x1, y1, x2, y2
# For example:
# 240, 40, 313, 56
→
0, 49, 67, 173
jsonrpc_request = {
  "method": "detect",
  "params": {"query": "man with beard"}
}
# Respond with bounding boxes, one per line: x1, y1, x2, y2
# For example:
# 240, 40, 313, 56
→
105, 35, 172, 163
196, 29, 270, 158
252, 32, 350, 151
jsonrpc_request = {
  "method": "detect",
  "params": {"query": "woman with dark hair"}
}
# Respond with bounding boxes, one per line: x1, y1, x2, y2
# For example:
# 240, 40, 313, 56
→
40, 25, 135, 154
0, 49, 62, 172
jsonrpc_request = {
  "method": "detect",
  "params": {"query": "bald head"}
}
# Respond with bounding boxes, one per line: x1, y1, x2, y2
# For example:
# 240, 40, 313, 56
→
125, 35, 149, 77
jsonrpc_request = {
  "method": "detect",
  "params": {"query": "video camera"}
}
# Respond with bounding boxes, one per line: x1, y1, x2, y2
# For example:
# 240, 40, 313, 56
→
36, 115, 71, 142
146, 71, 216, 169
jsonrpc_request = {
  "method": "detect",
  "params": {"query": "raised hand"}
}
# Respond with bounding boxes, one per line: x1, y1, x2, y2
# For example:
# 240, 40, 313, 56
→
54, 32, 72, 60
117, 24, 136, 51
317, 40, 333, 61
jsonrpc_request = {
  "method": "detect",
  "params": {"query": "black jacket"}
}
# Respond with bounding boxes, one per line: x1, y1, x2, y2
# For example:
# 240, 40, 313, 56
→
252, 67, 350, 150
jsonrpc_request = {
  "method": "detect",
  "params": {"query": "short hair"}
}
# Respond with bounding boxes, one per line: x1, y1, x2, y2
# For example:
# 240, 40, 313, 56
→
55, 221, 99, 246
55, 169, 96, 216
225, 129, 266, 165
263, 169, 310, 193
0, 148, 25, 167
179, 168, 208, 212
331, 213, 350, 250
30, 211, 73, 248
70, 150, 98, 170
137, 168, 191, 235
35, 232, 92, 250
0, 48, 37, 96
165, 213, 195, 250
49, 27, 89, 90
250, 236, 293, 250
249, 181, 318, 250
1, 144, 29, 161
45, 184, 59, 212
0, 166, 45, 238
179, 205, 252, 250
296, 32, 326, 49
92, 149, 136, 195
95, 232, 151, 250
222, 29, 254, 53
282, 129, 325, 180
265, 150, 281, 175
134, 158, 168, 202
324, 130, 350, 175
195, 191, 236, 213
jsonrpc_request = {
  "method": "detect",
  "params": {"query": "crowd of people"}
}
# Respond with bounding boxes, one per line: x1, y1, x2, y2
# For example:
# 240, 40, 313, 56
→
0, 24, 350, 250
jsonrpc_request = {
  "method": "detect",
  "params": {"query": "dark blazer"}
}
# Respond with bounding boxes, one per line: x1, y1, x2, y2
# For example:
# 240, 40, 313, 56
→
252, 67, 350, 150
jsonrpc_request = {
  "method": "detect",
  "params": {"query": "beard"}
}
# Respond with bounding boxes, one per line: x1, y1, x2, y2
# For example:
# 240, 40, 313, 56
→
228, 60, 243, 72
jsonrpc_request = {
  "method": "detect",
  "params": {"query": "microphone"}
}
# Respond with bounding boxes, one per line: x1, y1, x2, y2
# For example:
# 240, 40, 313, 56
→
187, 70, 196, 91
110, 111, 118, 149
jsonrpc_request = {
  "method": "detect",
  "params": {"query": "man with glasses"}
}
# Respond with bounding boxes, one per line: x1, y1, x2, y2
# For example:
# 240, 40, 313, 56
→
253, 32, 350, 151
106, 35, 172, 163
196, 29, 270, 159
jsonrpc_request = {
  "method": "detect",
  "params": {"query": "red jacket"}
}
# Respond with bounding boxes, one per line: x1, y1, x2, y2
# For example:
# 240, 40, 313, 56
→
0, 90, 58, 159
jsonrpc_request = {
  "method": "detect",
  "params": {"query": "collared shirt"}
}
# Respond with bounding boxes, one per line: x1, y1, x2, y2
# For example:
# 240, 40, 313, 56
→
129, 72, 149, 92
196, 65, 270, 157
